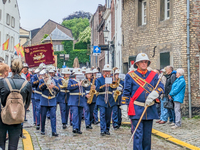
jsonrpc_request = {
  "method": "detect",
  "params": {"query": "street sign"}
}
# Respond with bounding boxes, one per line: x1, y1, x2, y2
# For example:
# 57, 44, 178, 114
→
93, 46, 101, 56
93, 46, 101, 53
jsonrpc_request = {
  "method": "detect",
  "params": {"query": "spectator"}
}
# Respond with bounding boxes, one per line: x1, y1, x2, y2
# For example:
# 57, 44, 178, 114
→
169, 68, 186, 129
0, 59, 32, 150
153, 69, 161, 118
156, 68, 167, 124
159, 66, 176, 124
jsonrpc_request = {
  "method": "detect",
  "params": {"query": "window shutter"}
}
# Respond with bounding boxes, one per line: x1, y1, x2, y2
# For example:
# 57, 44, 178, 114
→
160, 0, 165, 21
138, 0, 142, 26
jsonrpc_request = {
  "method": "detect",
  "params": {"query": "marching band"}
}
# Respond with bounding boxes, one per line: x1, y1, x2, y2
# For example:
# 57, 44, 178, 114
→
28, 52, 164, 150
30, 63, 126, 136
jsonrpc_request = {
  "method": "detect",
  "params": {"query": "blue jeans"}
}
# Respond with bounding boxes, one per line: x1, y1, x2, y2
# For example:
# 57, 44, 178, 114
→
168, 108, 175, 123
160, 97, 168, 122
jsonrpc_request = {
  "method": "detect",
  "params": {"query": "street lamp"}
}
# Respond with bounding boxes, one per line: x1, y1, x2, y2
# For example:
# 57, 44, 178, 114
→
103, 27, 109, 43
103, 27, 110, 64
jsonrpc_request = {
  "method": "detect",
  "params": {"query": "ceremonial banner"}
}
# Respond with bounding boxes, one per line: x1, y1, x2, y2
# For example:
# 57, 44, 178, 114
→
24, 43, 55, 68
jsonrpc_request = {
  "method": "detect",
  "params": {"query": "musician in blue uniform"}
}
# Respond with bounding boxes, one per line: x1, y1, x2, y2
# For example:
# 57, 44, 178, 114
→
92, 68, 100, 124
30, 74, 36, 125
84, 68, 96, 129
122, 53, 164, 150
39, 69, 60, 137
96, 64, 116, 136
67, 69, 88, 134
57, 68, 71, 129
112, 69, 124, 129
32, 68, 43, 130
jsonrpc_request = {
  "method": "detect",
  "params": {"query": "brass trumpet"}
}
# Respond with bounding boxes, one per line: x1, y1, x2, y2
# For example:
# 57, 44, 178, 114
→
43, 74, 56, 96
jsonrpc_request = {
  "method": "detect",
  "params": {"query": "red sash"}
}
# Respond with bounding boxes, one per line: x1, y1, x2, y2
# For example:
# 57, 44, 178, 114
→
128, 71, 156, 116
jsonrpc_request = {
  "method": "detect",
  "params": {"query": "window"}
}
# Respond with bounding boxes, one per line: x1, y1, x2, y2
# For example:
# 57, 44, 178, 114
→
138, 0, 147, 26
160, 52, 170, 69
160, 0, 170, 21
106, 0, 111, 8
6, 14, 10, 25
11, 17, 15, 28
142, 1, 147, 25
11, 36, 14, 52
165, 0, 170, 20
0, 9, 2, 21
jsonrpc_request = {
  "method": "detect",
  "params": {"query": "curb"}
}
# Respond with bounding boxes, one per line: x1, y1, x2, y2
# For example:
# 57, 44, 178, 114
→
22, 129, 34, 150
122, 122, 200, 150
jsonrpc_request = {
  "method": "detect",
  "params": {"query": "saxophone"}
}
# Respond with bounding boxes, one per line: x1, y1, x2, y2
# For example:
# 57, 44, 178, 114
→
113, 79, 121, 102
87, 76, 97, 104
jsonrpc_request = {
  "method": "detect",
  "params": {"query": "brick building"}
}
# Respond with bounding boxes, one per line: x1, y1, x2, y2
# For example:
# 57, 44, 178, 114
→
122, 0, 200, 116
90, 5, 106, 70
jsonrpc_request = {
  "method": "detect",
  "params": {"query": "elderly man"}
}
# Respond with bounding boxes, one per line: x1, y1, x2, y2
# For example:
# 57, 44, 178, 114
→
159, 66, 176, 124
122, 53, 164, 150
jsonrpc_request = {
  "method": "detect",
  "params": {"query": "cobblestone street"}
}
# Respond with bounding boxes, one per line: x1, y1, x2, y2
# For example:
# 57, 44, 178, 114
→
15, 103, 184, 150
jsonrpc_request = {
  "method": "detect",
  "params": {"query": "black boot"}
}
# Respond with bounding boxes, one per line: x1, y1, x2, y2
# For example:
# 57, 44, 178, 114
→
52, 132, 59, 137
20, 125, 26, 139
62, 124, 67, 129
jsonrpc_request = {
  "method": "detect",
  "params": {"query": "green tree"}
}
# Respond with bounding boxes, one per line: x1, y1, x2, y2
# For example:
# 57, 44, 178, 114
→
79, 26, 91, 43
62, 18, 89, 40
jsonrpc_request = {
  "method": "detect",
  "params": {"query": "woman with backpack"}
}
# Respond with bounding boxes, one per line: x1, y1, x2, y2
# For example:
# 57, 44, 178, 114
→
0, 59, 32, 150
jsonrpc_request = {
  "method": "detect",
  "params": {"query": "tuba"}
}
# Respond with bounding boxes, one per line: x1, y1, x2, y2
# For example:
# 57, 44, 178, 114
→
87, 76, 97, 104
81, 79, 91, 88
113, 79, 121, 102
110, 68, 119, 88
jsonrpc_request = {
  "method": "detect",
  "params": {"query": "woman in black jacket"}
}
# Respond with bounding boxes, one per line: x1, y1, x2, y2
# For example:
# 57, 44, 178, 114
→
0, 59, 32, 150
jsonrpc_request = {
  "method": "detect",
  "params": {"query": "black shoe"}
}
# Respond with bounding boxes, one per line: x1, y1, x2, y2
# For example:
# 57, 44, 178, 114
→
105, 131, 110, 135
94, 121, 100, 125
63, 124, 67, 129
100, 132, 105, 136
77, 131, 82, 134
41, 132, 45, 135
52, 132, 59, 137
20, 135, 26, 139
47, 116, 50, 120
70, 122, 73, 126
86, 125, 93, 129
36, 125, 40, 130
73, 129, 78, 133
114, 125, 119, 130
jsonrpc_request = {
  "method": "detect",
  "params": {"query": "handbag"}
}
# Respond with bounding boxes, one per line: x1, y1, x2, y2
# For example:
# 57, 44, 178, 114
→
163, 97, 174, 109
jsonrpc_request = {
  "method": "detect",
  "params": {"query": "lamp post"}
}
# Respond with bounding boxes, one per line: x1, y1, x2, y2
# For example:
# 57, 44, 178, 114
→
103, 27, 110, 64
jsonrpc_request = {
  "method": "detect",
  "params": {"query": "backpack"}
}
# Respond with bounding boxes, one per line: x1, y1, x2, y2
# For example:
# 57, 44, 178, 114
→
1, 78, 28, 125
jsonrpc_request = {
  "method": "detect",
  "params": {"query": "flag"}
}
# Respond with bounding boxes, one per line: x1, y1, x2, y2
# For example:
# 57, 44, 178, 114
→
14, 43, 24, 57
2, 39, 9, 50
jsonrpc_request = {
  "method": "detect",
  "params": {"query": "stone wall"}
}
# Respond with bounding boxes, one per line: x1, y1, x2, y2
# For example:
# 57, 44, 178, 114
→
122, 0, 200, 116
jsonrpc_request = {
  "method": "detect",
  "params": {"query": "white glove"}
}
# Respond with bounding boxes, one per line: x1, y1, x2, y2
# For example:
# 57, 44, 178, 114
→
145, 90, 159, 107
117, 87, 123, 91
120, 105, 128, 119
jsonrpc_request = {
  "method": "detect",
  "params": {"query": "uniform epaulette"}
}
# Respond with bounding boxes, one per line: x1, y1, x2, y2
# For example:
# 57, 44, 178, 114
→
39, 83, 45, 90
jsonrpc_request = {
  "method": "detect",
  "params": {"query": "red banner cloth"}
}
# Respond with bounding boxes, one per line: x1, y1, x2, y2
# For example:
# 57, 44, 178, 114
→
25, 43, 55, 68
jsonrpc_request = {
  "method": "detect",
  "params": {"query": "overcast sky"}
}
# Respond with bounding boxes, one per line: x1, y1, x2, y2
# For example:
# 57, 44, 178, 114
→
17, 0, 105, 30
